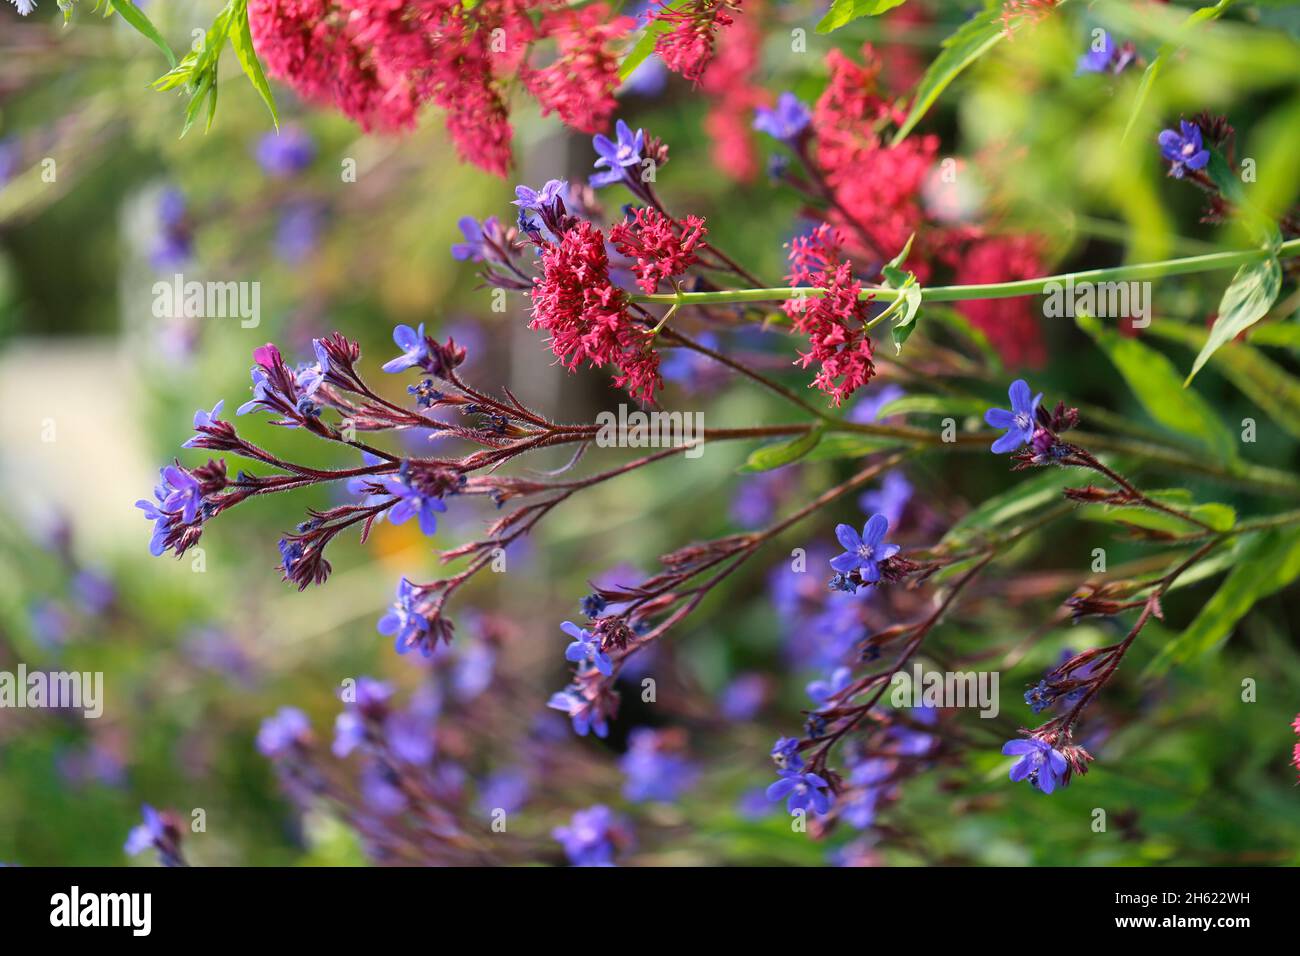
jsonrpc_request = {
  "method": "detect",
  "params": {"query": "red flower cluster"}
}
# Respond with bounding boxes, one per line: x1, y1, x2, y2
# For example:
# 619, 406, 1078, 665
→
699, 2, 765, 182
523, 6, 636, 134
609, 208, 708, 294
530, 220, 662, 403
952, 235, 1048, 369
248, 0, 631, 176
812, 46, 939, 272
782, 225, 877, 406
650, 0, 738, 85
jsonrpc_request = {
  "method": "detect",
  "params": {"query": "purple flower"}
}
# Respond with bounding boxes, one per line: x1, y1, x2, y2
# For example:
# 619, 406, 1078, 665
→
160, 465, 203, 524
71, 569, 115, 615
255, 126, 315, 177
1158, 120, 1210, 179
552, 805, 629, 866
360, 766, 407, 816
386, 710, 436, 765
770, 736, 804, 771
1002, 737, 1068, 794
333, 678, 393, 757
621, 55, 668, 97
1076, 30, 1114, 74
590, 120, 644, 188
257, 706, 311, 758
477, 769, 530, 815
561, 620, 612, 676
451, 215, 507, 262
124, 804, 166, 856
848, 383, 905, 425
378, 577, 432, 656
182, 400, 224, 448
619, 728, 698, 803
150, 188, 192, 270
754, 92, 811, 143
0, 138, 19, 185
718, 673, 768, 721
766, 768, 833, 815
830, 513, 900, 582
985, 379, 1042, 454
807, 666, 852, 705
547, 686, 608, 738
379, 471, 448, 536
512, 179, 566, 211
382, 323, 431, 374
275, 202, 322, 263
859, 470, 912, 531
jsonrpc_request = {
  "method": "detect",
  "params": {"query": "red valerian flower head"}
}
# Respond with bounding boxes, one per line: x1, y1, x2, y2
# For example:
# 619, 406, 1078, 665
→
609, 208, 708, 294
530, 220, 662, 403
523, 5, 636, 135
650, 0, 739, 85
782, 225, 877, 406
952, 234, 1048, 369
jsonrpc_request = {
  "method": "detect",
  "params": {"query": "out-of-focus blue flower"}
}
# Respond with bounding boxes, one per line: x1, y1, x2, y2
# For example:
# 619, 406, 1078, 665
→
386, 709, 436, 765
848, 383, 905, 425
621, 56, 668, 97
619, 728, 698, 803
807, 666, 852, 705
590, 120, 644, 188
1076, 30, 1115, 74
830, 513, 900, 582
1002, 737, 1068, 794
451, 215, 507, 263
546, 686, 608, 738
552, 804, 629, 866
378, 577, 431, 656
718, 673, 768, 721
255, 126, 315, 176
754, 92, 811, 143
275, 201, 322, 263
859, 470, 912, 533
1158, 119, 1211, 179
477, 768, 530, 816
0, 137, 19, 185
257, 707, 311, 758
985, 379, 1042, 454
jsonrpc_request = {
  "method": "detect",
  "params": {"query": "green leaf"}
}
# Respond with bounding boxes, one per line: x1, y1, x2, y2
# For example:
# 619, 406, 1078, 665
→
941, 467, 1078, 549
1147, 527, 1300, 673
738, 428, 824, 473
108, 0, 177, 68
816, 0, 910, 35
802, 433, 903, 462
874, 395, 987, 418
1186, 253, 1283, 384
891, 6, 1004, 145
1148, 321, 1300, 441
618, 0, 684, 81
1075, 311, 1235, 462
1079, 489, 1236, 535
229, 0, 279, 128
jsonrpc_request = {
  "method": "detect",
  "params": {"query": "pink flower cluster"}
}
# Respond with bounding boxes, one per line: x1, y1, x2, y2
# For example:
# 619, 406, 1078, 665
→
248, 0, 631, 176
609, 208, 708, 294
650, 0, 739, 85
782, 224, 877, 407
530, 220, 662, 404
699, 2, 765, 182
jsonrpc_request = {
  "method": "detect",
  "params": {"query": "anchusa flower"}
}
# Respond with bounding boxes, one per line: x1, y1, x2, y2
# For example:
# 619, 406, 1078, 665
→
379, 577, 435, 656
552, 804, 633, 866
590, 119, 646, 189
831, 513, 901, 585
1159, 120, 1211, 179
255, 125, 315, 176
257, 706, 313, 759
754, 92, 811, 144
1001, 737, 1068, 794
124, 805, 187, 867
379, 461, 456, 536
985, 379, 1043, 454
766, 766, 834, 815
1075, 30, 1136, 76
619, 727, 699, 803
561, 620, 613, 676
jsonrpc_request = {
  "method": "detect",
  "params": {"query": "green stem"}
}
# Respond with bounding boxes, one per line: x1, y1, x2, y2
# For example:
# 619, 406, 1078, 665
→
631, 239, 1300, 307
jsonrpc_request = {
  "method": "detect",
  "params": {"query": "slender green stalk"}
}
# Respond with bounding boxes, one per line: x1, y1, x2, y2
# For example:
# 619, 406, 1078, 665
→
631, 238, 1300, 307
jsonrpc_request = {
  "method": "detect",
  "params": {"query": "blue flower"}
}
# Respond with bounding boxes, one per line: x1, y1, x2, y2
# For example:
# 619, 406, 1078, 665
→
255, 126, 315, 177
1002, 737, 1068, 794
807, 666, 852, 705
182, 400, 224, 448
257, 707, 311, 758
561, 620, 612, 676
378, 577, 432, 656
770, 736, 804, 771
379, 472, 448, 536
381, 323, 431, 374
766, 768, 834, 814
985, 379, 1042, 454
1158, 120, 1210, 179
547, 686, 609, 738
552, 804, 628, 866
754, 92, 811, 143
476, 769, 531, 816
512, 179, 566, 211
160, 465, 203, 525
830, 513, 900, 582
123, 804, 166, 856
619, 728, 698, 803
859, 470, 912, 531
1076, 30, 1114, 74
590, 120, 645, 188
451, 215, 505, 262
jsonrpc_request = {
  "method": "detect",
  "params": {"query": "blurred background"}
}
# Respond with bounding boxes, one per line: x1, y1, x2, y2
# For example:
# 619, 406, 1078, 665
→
1, 0, 1299, 866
